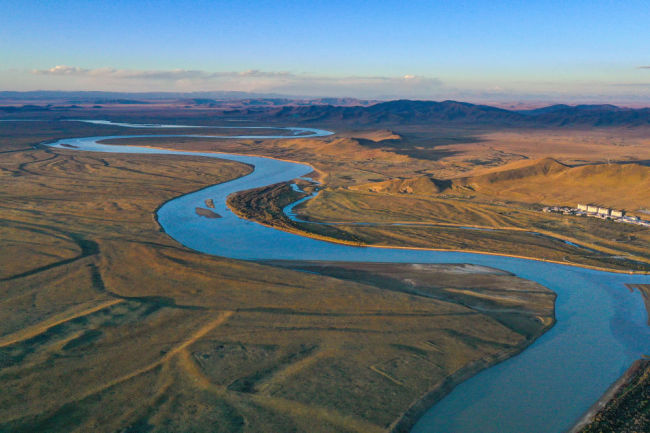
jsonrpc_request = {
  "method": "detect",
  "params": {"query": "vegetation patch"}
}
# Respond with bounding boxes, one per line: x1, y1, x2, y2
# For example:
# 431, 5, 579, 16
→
576, 359, 649, 433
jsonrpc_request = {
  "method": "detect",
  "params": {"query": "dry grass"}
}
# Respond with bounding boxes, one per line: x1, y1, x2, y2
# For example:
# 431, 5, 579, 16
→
279, 186, 649, 271
350, 157, 650, 213
428, 127, 650, 177
102, 134, 421, 188
0, 119, 556, 433
451, 158, 650, 211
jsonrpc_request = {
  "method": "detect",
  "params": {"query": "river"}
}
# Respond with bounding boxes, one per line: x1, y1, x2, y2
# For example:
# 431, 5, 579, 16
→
42, 121, 649, 433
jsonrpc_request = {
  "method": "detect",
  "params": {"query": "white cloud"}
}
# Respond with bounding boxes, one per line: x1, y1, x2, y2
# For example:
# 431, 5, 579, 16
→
29, 66, 443, 97
17, 65, 649, 104
36, 65, 91, 75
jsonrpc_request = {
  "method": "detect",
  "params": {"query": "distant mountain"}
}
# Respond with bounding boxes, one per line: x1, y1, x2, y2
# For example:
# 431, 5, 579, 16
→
526, 104, 650, 127
234, 98, 372, 107
516, 104, 573, 115
306, 97, 374, 106
0, 90, 292, 102
518, 104, 624, 115
90, 99, 151, 105
0, 91, 372, 107
222, 100, 643, 126
1, 92, 648, 127
254, 100, 650, 127
252, 100, 525, 125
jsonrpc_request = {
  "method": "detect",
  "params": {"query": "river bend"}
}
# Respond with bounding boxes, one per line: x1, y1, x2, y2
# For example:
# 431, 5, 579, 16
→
43, 122, 649, 433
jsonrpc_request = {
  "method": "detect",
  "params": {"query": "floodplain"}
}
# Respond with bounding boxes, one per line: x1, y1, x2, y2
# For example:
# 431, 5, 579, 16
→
1, 103, 648, 432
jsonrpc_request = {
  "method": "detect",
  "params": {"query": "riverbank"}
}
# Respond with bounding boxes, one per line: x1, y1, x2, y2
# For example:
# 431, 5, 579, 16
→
226, 186, 649, 275
391, 323, 553, 433
626, 284, 650, 324
295, 187, 650, 271
569, 358, 649, 433
263, 260, 556, 433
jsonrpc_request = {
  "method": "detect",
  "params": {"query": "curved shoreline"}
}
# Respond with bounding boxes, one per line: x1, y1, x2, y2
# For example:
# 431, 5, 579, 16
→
567, 358, 649, 433
284, 190, 649, 270
390, 320, 554, 433
111, 153, 648, 275
148, 159, 560, 433
227, 195, 648, 275
567, 360, 639, 433
90, 124, 647, 272
42, 124, 650, 433
146, 158, 563, 432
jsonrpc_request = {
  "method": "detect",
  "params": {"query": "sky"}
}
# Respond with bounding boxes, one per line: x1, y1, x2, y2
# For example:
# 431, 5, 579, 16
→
1, 0, 649, 105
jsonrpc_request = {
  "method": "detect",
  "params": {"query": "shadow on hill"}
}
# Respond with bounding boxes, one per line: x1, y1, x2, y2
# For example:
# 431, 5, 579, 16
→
355, 133, 485, 161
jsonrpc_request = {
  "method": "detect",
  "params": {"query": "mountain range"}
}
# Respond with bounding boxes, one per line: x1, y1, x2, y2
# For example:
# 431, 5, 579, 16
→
254, 100, 650, 127
1, 92, 649, 127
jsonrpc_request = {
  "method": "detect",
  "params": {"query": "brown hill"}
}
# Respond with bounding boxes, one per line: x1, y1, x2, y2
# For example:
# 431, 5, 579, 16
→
351, 176, 444, 195
349, 129, 402, 142
456, 158, 569, 184
351, 158, 650, 210
452, 158, 650, 210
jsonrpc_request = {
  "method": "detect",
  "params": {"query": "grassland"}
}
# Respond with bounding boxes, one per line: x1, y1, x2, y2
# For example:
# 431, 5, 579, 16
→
352, 157, 650, 211
360, 125, 650, 179
1, 117, 556, 432
227, 182, 650, 272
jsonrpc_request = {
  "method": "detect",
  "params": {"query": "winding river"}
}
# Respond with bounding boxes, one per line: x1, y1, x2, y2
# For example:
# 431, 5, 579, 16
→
41, 121, 649, 433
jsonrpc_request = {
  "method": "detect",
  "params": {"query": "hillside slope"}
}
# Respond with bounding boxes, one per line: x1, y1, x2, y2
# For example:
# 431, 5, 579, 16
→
351, 176, 444, 195
452, 158, 650, 210
233, 100, 650, 127
352, 158, 650, 211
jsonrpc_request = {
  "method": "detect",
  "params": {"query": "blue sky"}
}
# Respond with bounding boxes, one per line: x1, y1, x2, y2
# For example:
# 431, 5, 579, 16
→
1, 0, 649, 104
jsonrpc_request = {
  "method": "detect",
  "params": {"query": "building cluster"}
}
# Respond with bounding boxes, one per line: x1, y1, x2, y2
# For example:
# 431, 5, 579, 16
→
542, 204, 650, 227
575, 204, 625, 218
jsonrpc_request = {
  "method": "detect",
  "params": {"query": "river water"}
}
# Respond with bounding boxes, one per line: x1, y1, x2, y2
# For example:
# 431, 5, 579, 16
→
43, 123, 649, 433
